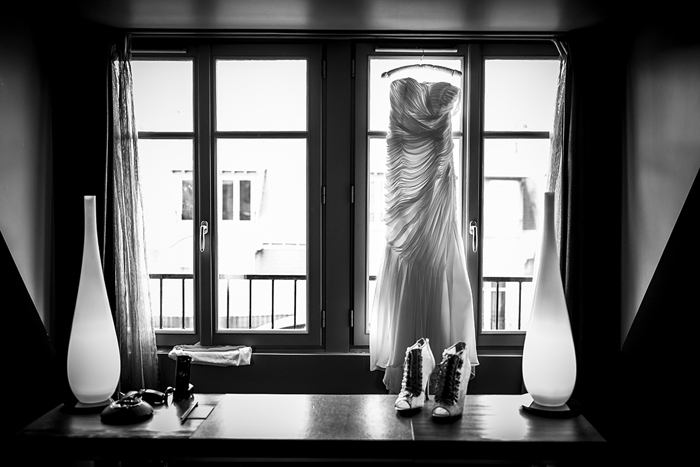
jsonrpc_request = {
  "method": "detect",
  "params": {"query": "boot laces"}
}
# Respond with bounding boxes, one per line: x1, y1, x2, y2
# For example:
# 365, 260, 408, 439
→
434, 352, 462, 405
399, 348, 423, 397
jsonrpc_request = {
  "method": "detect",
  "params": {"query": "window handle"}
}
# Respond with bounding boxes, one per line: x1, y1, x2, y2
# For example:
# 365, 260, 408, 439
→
469, 220, 478, 253
200, 221, 209, 253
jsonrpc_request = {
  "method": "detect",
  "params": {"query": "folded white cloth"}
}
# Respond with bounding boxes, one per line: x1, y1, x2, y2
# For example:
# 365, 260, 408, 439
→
168, 343, 252, 367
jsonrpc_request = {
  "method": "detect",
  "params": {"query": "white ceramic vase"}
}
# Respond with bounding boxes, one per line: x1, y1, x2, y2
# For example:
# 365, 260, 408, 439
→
522, 192, 576, 408
66, 196, 121, 406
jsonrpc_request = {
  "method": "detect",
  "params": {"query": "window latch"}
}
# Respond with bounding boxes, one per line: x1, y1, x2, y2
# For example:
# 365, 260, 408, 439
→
469, 220, 478, 253
200, 221, 209, 253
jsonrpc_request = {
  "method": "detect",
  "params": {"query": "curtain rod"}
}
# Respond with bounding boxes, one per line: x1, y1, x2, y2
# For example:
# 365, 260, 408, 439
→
128, 30, 564, 41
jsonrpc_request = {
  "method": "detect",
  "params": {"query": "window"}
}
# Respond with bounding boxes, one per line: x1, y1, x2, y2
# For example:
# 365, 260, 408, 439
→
133, 58, 196, 338
353, 43, 559, 349
131, 38, 558, 352
222, 180, 234, 220
221, 176, 255, 221
132, 43, 322, 348
181, 177, 194, 220
352, 45, 466, 346
478, 48, 559, 347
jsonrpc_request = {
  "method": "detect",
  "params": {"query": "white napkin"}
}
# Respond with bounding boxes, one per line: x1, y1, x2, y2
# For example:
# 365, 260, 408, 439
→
168, 343, 252, 367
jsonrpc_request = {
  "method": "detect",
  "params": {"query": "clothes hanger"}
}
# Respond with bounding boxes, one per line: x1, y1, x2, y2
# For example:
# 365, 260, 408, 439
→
381, 63, 463, 78
381, 50, 463, 78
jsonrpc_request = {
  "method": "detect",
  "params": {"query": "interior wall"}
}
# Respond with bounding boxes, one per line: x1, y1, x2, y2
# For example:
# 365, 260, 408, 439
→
48, 19, 117, 406
1, 10, 63, 435
617, 16, 699, 462
0, 13, 53, 330
622, 21, 700, 343
15, 1, 699, 419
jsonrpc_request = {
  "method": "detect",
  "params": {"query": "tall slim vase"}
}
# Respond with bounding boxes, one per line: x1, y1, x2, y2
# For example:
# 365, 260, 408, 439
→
522, 192, 576, 412
67, 196, 120, 408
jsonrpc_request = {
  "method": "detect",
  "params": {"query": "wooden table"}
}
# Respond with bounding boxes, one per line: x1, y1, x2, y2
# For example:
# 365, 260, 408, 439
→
13, 393, 606, 465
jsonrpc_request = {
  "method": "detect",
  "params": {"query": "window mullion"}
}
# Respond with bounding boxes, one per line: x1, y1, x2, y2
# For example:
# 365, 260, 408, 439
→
483, 131, 550, 139
196, 44, 215, 346
136, 132, 194, 139
215, 131, 309, 139
466, 43, 484, 345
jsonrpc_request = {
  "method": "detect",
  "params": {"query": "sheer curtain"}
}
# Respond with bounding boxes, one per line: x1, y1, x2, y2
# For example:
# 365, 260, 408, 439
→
109, 38, 160, 392
548, 40, 569, 250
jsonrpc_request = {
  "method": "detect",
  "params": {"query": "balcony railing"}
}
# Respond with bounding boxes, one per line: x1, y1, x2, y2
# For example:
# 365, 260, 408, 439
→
151, 273, 532, 333
368, 275, 533, 333
149, 273, 306, 331
149, 273, 194, 330
219, 274, 306, 331
482, 276, 533, 331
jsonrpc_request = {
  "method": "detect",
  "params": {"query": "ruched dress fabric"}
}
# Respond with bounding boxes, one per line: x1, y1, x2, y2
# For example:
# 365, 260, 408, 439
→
369, 77, 479, 393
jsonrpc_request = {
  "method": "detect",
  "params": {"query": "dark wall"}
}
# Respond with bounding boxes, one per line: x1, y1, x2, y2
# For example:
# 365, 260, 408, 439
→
562, 18, 699, 461
560, 23, 625, 443
0, 17, 53, 326
617, 15, 699, 464
157, 353, 524, 395
48, 17, 118, 405
619, 171, 697, 462
2, 6, 61, 434
3, 230, 60, 435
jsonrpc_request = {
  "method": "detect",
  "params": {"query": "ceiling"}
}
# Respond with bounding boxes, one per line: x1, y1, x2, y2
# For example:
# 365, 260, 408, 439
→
66, 0, 618, 33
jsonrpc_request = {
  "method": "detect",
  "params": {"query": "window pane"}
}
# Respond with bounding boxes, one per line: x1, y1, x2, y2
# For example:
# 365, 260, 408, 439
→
222, 180, 234, 220
216, 139, 307, 331
484, 59, 559, 131
131, 60, 193, 132
481, 138, 550, 332
216, 60, 307, 131
181, 180, 194, 220
239, 180, 251, 221
367, 137, 388, 281
368, 57, 463, 132
138, 139, 195, 330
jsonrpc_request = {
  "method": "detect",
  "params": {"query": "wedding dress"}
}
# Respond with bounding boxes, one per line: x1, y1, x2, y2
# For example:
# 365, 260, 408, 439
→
369, 77, 478, 393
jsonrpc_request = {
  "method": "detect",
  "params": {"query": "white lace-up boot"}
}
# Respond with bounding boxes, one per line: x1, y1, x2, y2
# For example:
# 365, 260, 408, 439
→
395, 338, 436, 411
432, 341, 470, 418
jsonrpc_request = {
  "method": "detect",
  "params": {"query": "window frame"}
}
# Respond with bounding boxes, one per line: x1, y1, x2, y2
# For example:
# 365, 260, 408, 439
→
131, 37, 559, 354
220, 175, 256, 222
132, 47, 197, 348
351, 43, 469, 347
474, 43, 560, 350
133, 41, 323, 350
352, 41, 560, 351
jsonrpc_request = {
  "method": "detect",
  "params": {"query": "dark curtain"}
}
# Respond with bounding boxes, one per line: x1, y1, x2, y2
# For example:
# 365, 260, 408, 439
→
559, 28, 624, 441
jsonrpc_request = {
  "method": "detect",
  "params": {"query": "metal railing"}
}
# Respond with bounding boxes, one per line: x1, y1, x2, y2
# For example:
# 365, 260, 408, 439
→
149, 273, 306, 331
219, 274, 306, 330
368, 275, 533, 332
482, 276, 533, 331
151, 273, 531, 332
149, 274, 193, 330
